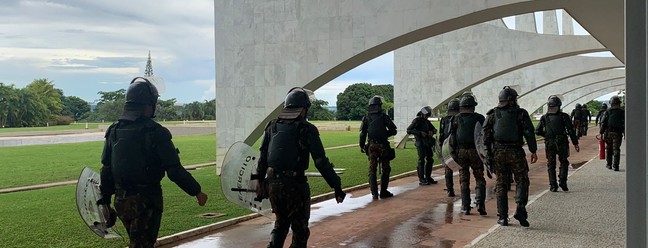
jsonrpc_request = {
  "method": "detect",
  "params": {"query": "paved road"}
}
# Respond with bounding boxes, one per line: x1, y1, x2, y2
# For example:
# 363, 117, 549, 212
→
162, 130, 608, 248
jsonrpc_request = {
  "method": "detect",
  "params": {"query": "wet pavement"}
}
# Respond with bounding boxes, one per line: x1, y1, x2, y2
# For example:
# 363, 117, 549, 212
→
164, 129, 603, 248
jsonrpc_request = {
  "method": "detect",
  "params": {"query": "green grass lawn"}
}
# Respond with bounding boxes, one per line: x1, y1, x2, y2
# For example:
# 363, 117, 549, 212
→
0, 144, 432, 248
0, 123, 103, 133
0, 135, 216, 189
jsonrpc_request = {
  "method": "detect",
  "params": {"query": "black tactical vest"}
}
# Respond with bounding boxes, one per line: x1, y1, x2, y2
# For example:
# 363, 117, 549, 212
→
493, 108, 520, 143
440, 116, 452, 141
543, 113, 567, 138
367, 113, 388, 142
572, 108, 583, 119
605, 109, 624, 132
267, 119, 307, 171
454, 113, 482, 145
109, 120, 163, 188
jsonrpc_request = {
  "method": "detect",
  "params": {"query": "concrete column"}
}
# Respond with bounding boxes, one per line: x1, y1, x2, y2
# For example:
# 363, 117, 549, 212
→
625, 0, 647, 247
543, 10, 559, 34
562, 10, 574, 35
516, 13, 537, 33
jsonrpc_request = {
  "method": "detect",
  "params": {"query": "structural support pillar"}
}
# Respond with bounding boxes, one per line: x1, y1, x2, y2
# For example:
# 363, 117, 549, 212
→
626, 0, 647, 247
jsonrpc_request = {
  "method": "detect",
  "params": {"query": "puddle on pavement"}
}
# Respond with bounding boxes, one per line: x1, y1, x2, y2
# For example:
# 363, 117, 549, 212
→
571, 161, 587, 169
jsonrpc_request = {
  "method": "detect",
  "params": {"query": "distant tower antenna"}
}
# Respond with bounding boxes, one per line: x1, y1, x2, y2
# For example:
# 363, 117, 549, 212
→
145, 51, 153, 76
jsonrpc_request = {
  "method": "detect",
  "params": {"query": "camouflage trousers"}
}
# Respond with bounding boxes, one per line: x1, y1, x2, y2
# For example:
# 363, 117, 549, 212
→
445, 165, 454, 191
267, 180, 311, 248
114, 191, 163, 248
493, 147, 530, 217
368, 142, 392, 195
605, 132, 623, 169
545, 138, 570, 188
415, 144, 434, 182
573, 120, 583, 137
455, 148, 486, 208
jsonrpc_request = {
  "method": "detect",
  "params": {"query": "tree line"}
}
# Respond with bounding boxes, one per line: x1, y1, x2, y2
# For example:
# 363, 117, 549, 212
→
0, 79, 216, 128
309, 83, 394, 121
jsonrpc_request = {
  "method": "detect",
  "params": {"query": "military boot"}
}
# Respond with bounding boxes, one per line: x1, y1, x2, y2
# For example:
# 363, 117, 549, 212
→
497, 191, 508, 226
268, 229, 288, 248
445, 167, 455, 196
379, 173, 393, 199
425, 163, 437, 184
417, 164, 428, 185
613, 153, 621, 171
548, 167, 558, 192
476, 186, 487, 215
513, 207, 530, 227
558, 166, 569, 191
369, 174, 379, 200
461, 187, 472, 215
606, 149, 613, 169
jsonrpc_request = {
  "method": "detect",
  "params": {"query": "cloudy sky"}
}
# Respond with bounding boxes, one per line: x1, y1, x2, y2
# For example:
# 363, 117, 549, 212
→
0, 0, 215, 104
0, 3, 616, 105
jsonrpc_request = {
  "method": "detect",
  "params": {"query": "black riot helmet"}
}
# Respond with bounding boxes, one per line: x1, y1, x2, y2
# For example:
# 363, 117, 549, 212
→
547, 95, 562, 108
498, 86, 519, 102
284, 87, 311, 109
280, 87, 312, 119
368, 95, 383, 106
120, 77, 160, 121
601, 103, 608, 110
459, 92, 478, 107
581, 104, 588, 109
420, 106, 432, 117
575, 103, 582, 109
447, 98, 460, 111
610, 95, 622, 105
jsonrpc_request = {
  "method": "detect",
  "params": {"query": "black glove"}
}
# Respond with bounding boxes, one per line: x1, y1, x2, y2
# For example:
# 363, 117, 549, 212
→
360, 144, 366, 154
105, 207, 117, 228
254, 179, 269, 202
334, 188, 346, 203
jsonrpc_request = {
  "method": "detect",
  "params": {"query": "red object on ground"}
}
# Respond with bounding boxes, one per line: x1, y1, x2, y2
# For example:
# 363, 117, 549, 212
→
598, 136, 606, 160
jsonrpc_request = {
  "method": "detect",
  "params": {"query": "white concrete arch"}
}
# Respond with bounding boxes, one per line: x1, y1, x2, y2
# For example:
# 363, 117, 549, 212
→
517, 69, 625, 112
215, 0, 623, 168
555, 79, 625, 111
562, 83, 625, 111
470, 56, 623, 114
393, 22, 606, 144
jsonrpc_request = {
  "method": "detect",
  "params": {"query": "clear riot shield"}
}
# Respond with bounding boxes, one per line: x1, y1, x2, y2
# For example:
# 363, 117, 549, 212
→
474, 122, 493, 178
75, 167, 121, 239
440, 138, 460, 171
220, 142, 273, 217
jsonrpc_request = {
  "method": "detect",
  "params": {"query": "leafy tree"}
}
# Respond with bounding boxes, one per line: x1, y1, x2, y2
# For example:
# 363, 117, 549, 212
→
91, 99, 125, 122
585, 100, 603, 116
307, 99, 335, 120
182, 101, 205, 120
203, 99, 216, 120
156, 98, 181, 121
61, 96, 90, 121
97, 89, 126, 105
25, 78, 62, 119
336, 83, 394, 120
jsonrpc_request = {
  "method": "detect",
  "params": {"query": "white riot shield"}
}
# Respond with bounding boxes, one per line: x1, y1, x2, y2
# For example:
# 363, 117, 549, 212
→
75, 167, 121, 239
220, 142, 272, 217
474, 122, 493, 178
440, 138, 460, 171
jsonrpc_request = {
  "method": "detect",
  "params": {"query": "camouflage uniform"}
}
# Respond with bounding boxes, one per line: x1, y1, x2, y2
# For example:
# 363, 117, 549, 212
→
257, 88, 344, 248
580, 105, 591, 136
535, 109, 579, 192
439, 114, 456, 196
484, 97, 537, 227
100, 118, 201, 248
407, 111, 438, 185
360, 100, 398, 199
600, 103, 625, 171
449, 111, 486, 215
571, 105, 584, 137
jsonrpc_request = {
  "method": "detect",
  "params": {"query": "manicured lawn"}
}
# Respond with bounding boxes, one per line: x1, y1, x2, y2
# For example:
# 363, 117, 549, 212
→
0, 122, 103, 133
0, 145, 434, 248
0, 135, 216, 189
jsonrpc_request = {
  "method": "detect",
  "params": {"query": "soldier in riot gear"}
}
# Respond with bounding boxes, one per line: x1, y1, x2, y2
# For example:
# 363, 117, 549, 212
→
449, 92, 487, 215
483, 86, 538, 227
570, 103, 584, 137
600, 96, 625, 171
360, 95, 398, 199
98, 77, 208, 247
595, 103, 608, 126
407, 105, 439, 186
439, 98, 460, 196
535, 95, 580, 192
580, 104, 591, 136
257, 87, 346, 248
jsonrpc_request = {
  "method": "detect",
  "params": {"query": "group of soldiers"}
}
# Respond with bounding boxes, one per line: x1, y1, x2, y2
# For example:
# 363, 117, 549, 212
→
94, 78, 625, 247
570, 103, 592, 137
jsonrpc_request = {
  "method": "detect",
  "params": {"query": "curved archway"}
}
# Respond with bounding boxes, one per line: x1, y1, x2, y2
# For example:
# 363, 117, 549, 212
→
562, 82, 625, 111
